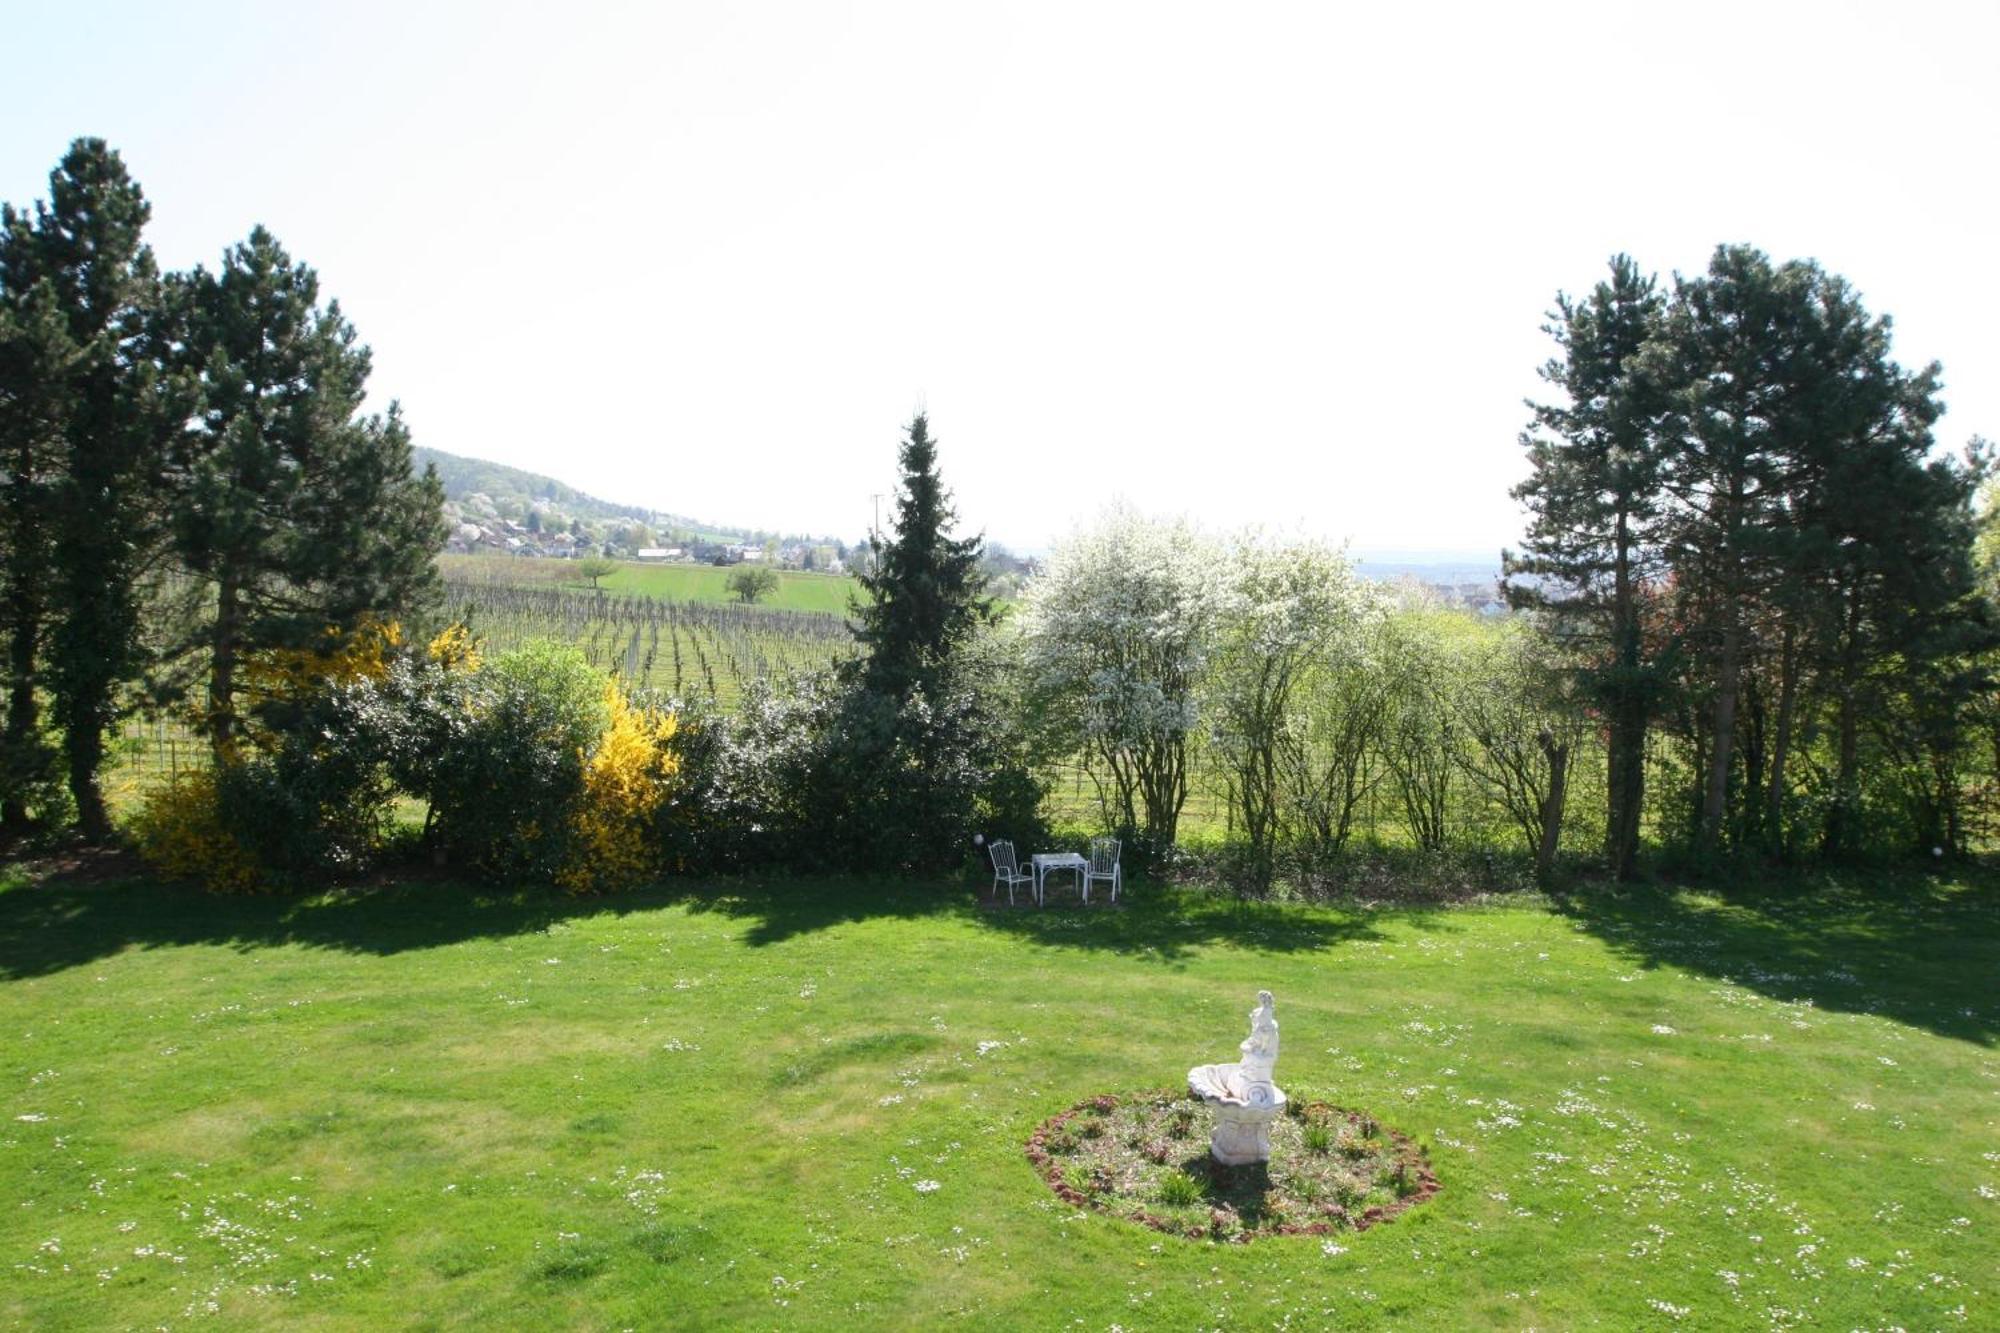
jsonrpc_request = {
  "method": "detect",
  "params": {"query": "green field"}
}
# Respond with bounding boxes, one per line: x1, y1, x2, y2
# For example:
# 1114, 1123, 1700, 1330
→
3, 865, 1994, 1328
441, 554, 865, 615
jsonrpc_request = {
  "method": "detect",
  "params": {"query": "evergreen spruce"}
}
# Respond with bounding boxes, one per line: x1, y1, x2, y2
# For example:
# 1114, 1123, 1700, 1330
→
851, 412, 990, 700
832, 412, 1004, 870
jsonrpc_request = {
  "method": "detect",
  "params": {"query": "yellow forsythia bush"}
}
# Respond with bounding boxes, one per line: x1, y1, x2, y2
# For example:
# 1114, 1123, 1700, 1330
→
129, 769, 262, 893
426, 621, 481, 672
243, 616, 403, 702
556, 682, 682, 893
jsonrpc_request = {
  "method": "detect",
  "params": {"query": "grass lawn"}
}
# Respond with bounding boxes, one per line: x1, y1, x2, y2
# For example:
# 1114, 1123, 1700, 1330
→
440, 554, 863, 615
1, 865, 1995, 1329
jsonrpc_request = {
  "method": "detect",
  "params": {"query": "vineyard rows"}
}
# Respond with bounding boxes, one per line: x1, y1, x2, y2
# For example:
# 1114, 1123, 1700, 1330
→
447, 578, 855, 704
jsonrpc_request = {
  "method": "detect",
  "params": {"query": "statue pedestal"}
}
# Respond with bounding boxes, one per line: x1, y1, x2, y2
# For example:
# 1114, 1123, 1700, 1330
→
1188, 1062, 1288, 1166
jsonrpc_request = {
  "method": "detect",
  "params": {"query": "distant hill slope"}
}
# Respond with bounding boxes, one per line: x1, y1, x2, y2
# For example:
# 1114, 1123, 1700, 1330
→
415, 446, 655, 524
411, 446, 763, 542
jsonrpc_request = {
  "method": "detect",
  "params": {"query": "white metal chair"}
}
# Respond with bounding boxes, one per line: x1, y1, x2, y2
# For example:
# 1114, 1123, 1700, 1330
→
989, 839, 1035, 906
1085, 836, 1121, 904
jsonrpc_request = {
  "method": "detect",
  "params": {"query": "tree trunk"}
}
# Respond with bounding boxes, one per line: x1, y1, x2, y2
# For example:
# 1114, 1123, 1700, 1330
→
1825, 692, 1860, 857
65, 719, 109, 841
1741, 673, 1767, 838
1700, 618, 1742, 850
1603, 512, 1646, 879
1606, 705, 1646, 879
209, 573, 241, 760
2, 615, 37, 832
1536, 731, 1570, 883
1764, 624, 1799, 853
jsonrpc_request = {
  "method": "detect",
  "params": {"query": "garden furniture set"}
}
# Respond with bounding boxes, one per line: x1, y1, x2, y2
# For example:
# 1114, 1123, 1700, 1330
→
987, 837, 1121, 906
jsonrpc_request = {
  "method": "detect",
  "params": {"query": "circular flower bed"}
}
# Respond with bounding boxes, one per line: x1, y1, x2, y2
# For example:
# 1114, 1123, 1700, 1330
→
1025, 1091, 1439, 1242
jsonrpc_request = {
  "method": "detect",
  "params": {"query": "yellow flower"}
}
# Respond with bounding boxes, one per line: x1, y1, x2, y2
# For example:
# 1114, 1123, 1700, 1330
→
556, 680, 682, 893
427, 622, 482, 672
130, 769, 262, 893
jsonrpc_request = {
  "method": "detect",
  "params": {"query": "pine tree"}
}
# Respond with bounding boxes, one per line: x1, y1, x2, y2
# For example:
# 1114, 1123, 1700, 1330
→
1643, 245, 1975, 853
171, 226, 445, 755
1505, 255, 1666, 879
0, 140, 179, 837
0, 209, 75, 831
35, 140, 178, 837
1644, 246, 1813, 849
851, 412, 989, 700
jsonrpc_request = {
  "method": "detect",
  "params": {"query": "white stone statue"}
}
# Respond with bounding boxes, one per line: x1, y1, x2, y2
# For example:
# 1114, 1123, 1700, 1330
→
1188, 989, 1288, 1165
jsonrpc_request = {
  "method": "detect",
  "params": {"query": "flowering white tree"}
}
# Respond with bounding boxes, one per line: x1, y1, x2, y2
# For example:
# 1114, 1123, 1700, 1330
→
1018, 509, 1229, 846
1206, 534, 1381, 887
1449, 618, 1584, 881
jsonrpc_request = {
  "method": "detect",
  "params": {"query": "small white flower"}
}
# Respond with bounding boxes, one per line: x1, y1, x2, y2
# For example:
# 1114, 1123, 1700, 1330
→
914, 1179, 941, 1194
1651, 1025, 1676, 1036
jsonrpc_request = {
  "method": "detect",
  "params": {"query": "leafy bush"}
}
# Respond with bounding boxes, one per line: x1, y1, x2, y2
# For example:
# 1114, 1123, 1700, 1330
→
420, 641, 608, 878
0, 718, 71, 835
645, 662, 1045, 877
130, 769, 261, 892
212, 725, 396, 883
645, 677, 834, 874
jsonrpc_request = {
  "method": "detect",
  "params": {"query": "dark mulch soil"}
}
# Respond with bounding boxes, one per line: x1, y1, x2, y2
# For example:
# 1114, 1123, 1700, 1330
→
1026, 1090, 1440, 1242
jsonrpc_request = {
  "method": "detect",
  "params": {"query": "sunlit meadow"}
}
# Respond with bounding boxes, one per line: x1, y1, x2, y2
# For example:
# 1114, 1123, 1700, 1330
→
2, 867, 1994, 1328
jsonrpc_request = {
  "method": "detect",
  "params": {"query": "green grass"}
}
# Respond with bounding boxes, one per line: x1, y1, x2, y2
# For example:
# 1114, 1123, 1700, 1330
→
1, 865, 1995, 1328
441, 553, 864, 614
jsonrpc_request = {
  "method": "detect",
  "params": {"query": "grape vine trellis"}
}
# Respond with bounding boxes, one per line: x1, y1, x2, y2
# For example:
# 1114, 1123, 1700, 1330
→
444, 577, 855, 705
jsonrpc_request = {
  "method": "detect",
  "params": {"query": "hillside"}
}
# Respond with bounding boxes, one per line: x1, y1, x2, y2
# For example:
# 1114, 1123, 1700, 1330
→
412, 445, 740, 539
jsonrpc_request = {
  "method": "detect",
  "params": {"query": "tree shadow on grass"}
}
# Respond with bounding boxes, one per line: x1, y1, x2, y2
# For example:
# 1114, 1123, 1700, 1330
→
959, 888, 1411, 963
0, 864, 1400, 980
1552, 862, 2000, 1046
0, 867, 671, 981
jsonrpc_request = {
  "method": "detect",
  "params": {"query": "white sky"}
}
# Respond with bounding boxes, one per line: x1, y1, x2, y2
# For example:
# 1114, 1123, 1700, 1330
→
5, 1, 1995, 558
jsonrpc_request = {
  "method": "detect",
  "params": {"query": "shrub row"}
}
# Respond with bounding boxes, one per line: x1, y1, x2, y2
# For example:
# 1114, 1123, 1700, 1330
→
133, 630, 1044, 892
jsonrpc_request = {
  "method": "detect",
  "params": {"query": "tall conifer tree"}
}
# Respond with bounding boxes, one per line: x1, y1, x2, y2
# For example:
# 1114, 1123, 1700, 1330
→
825, 412, 1005, 870
36, 140, 177, 837
1506, 255, 1666, 879
1645, 246, 1808, 849
851, 412, 989, 699
171, 227, 444, 755
0, 208, 73, 830
0, 140, 175, 836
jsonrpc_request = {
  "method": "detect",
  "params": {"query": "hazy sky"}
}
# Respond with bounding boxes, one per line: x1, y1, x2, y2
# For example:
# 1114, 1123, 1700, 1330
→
5, 1, 1995, 558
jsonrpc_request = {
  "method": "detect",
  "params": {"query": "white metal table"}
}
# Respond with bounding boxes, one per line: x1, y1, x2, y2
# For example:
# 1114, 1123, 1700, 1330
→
1031, 852, 1089, 905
